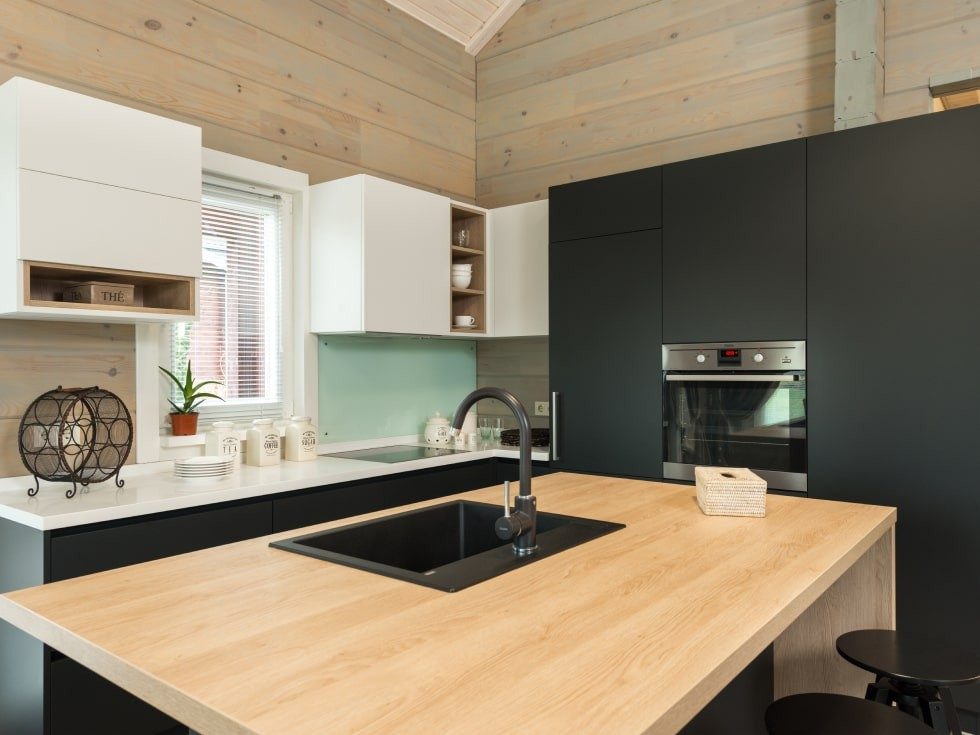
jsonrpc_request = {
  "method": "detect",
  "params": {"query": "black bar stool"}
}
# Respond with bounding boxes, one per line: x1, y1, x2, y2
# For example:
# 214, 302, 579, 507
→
766, 693, 937, 734
837, 629, 980, 735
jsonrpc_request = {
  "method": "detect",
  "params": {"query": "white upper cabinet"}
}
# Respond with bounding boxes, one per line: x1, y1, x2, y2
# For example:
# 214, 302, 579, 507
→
13, 77, 200, 201
309, 175, 549, 338
310, 175, 449, 335
489, 200, 548, 337
0, 78, 202, 322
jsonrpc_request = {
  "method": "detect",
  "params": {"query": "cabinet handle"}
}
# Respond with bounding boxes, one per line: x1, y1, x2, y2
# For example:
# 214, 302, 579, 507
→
550, 391, 559, 462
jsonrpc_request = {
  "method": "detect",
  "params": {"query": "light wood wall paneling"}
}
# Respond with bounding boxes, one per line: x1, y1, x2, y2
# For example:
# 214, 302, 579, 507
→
476, 107, 832, 207
385, 0, 485, 44
886, 14, 980, 94
0, 321, 136, 478
881, 1, 979, 121
477, 0, 659, 60
479, 56, 834, 179
0, 61, 466, 201
1, 0, 475, 199
885, 0, 977, 38
476, 0, 835, 206
476, 2, 835, 141
478, 0, 823, 101
200, 0, 475, 118
35, 0, 474, 157
311, 0, 476, 76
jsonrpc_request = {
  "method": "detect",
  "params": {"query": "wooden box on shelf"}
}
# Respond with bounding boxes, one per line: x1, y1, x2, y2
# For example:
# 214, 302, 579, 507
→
63, 281, 136, 307
24, 262, 196, 319
450, 203, 487, 334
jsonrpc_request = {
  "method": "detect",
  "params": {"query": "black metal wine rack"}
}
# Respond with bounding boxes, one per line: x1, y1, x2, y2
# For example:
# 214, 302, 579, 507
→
18, 386, 133, 498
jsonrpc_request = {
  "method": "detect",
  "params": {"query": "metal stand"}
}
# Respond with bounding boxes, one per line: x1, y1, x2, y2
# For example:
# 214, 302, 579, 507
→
867, 676, 963, 734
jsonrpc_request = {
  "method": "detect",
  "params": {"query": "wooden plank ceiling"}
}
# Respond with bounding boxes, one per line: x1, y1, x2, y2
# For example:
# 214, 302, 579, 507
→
384, 0, 524, 54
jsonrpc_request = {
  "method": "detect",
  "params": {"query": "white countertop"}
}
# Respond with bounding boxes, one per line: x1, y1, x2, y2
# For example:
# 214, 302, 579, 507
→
0, 442, 549, 531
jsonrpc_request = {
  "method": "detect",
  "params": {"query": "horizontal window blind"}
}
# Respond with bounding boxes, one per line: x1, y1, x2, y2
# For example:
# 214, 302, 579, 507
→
171, 181, 284, 425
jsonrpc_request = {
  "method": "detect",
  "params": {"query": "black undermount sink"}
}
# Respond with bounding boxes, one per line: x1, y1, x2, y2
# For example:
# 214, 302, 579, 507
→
270, 500, 624, 592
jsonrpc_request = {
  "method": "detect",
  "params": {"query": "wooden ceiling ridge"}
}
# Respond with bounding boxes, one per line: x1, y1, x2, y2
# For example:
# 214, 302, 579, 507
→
384, 0, 526, 54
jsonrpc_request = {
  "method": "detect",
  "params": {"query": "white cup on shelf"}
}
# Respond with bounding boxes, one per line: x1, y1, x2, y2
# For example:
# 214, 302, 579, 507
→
454, 314, 476, 327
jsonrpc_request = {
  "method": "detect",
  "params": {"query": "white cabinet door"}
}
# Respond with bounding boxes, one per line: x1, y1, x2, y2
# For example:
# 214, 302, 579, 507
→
13, 77, 201, 202
309, 177, 365, 333
18, 170, 201, 277
490, 200, 548, 337
362, 177, 449, 335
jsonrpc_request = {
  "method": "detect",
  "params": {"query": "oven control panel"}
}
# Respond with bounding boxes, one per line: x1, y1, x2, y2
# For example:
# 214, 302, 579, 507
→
662, 341, 806, 371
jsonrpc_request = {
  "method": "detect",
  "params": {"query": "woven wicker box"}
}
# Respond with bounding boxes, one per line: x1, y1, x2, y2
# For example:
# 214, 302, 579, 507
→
695, 466, 767, 518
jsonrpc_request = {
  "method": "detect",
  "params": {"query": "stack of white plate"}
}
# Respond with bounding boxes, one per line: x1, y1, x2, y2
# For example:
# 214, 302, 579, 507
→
174, 455, 236, 482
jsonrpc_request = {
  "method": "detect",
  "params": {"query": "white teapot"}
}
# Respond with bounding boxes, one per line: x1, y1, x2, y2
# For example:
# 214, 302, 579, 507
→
424, 412, 452, 446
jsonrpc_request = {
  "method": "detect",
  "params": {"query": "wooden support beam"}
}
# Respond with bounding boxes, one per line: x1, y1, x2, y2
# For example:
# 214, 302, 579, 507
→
834, 0, 885, 130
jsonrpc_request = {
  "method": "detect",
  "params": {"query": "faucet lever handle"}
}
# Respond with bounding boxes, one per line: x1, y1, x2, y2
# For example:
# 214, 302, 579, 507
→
503, 481, 511, 517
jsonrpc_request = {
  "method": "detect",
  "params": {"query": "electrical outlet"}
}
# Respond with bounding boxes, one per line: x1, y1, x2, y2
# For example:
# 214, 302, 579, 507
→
534, 401, 550, 417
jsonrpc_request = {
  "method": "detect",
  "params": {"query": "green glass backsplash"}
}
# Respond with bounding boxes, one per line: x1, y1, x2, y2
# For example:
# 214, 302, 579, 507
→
318, 336, 476, 443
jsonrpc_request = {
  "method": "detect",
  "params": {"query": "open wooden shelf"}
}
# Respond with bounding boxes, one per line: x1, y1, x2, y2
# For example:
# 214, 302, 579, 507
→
24, 261, 196, 317
450, 203, 487, 334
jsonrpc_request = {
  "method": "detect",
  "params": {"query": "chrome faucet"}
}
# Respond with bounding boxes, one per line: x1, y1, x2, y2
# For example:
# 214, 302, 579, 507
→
450, 387, 537, 557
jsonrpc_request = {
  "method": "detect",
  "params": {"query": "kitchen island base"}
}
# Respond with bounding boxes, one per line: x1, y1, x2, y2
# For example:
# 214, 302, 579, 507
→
0, 474, 895, 734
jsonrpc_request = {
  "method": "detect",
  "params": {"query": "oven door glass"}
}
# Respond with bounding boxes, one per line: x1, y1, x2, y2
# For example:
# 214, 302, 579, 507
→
664, 374, 806, 474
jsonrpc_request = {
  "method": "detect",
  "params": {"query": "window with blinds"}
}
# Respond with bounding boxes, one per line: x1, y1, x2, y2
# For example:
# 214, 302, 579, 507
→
170, 181, 286, 424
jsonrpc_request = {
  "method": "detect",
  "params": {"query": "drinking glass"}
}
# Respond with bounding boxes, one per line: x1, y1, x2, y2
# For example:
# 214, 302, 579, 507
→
454, 229, 470, 247
490, 417, 502, 442
479, 417, 493, 442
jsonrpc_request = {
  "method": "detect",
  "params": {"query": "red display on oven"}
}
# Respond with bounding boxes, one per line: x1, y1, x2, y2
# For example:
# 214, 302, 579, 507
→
718, 348, 741, 364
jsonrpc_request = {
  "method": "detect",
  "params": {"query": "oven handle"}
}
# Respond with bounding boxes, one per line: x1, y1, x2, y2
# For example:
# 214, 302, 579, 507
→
665, 373, 801, 382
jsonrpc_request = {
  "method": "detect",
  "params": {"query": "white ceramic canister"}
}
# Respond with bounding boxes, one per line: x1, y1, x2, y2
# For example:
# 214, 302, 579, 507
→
246, 418, 280, 466
424, 412, 452, 446
285, 416, 318, 462
205, 421, 241, 467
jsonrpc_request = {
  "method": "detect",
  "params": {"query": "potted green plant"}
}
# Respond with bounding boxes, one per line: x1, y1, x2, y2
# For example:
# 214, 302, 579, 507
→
159, 362, 224, 436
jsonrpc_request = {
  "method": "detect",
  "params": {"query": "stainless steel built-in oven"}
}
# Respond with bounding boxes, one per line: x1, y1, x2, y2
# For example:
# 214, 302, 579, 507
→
663, 341, 806, 494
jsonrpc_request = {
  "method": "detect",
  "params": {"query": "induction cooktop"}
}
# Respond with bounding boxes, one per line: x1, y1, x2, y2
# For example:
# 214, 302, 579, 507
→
325, 445, 469, 464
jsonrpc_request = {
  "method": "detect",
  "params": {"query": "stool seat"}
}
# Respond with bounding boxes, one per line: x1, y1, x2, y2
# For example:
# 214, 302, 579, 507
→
766, 693, 937, 735
837, 630, 980, 688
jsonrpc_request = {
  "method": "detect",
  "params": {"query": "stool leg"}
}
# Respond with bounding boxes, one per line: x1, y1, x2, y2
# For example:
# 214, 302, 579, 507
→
938, 688, 963, 735
922, 696, 950, 734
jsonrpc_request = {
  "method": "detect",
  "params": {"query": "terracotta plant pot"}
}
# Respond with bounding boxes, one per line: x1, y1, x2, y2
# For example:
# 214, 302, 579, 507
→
169, 412, 199, 436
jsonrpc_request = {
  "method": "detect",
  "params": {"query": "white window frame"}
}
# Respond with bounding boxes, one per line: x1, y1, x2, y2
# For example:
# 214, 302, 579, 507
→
134, 148, 314, 463
172, 178, 291, 423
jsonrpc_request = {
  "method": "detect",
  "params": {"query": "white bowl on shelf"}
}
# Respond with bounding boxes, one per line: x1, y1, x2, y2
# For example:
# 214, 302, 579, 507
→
451, 265, 473, 272
451, 274, 473, 289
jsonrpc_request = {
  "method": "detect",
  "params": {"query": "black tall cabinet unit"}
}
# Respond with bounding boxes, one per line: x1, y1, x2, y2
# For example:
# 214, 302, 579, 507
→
807, 105, 980, 712
662, 138, 806, 343
549, 168, 663, 479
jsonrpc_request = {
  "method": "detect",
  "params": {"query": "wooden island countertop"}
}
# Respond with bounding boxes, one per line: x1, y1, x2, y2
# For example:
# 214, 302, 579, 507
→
0, 473, 896, 734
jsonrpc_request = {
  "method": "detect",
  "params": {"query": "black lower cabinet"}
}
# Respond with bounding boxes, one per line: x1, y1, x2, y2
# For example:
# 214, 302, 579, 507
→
49, 657, 181, 735
272, 461, 497, 532
807, 105, 980, 713
492, 458, 557, 485
549, 230, 663, 478
50, 501, 274, 581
